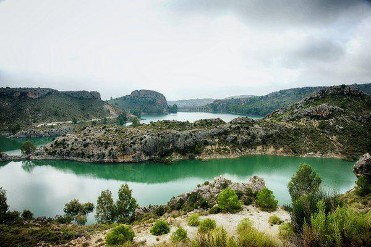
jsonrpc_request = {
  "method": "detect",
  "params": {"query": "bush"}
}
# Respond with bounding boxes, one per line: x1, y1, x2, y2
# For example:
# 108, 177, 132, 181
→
217, 188, 242, 213
150, 220, 170, 236
187, 213, 200, 226
105, 225, 135, 245
278, 222, 295, 241
192, 227, 229, 247
21, 209, 33, 220
0, 187, 9, 223
63, 199, 94, 225
21, 141, 36, 155
96, 189, 116, 224
256, 188, 278, 212
288, 163, 321, 201
236, 218, 279, 247
54, 215, 73, 224
171, 227, 188, 243
268, 215, 282, 225
198, 218, 216, 233
75, 214, 87, 225
116, 184, 138, 223
209, 205, 221, 214
355, 175, 371, 196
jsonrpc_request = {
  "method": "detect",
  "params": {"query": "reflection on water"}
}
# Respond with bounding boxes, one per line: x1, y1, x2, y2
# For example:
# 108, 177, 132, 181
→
0, 155, 355, 223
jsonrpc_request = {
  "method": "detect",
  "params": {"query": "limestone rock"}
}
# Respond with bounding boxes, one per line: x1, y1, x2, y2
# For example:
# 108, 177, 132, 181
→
353, 153, 371, 180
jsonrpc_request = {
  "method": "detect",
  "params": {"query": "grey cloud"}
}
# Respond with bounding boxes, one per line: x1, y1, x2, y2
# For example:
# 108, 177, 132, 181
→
171, 0, 371, 27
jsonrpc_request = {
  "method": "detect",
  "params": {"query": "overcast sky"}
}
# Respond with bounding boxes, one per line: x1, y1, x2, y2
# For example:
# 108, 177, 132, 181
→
0, 0, 370, 100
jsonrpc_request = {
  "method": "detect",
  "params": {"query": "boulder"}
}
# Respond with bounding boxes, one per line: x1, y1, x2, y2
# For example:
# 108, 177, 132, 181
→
353, 153, 371, 181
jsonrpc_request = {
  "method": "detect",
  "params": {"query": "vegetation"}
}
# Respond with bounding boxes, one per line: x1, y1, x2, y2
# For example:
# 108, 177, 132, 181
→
117, 112, 128, 125
21, 210, 33, 220
131, 117, 140, 127
95, 189, 116, 224
256, 188, 278, 212
116, 184, 138, 223
0, 187, 9, 224
20, 141, 36, 155
150, 220, 170, 236
63, 199, 94, 225
105, 225, 135, 246
217, 188, 242, 213
288, 163, 321, 201
187, 213, 200, 226
268, 215, 283, 225
355, 175, 371, 196
198, 218, 216, 233
171, 226, 188, 243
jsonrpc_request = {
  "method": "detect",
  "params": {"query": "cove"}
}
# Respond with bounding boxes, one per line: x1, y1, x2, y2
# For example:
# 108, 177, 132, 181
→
0, 155, 354, 223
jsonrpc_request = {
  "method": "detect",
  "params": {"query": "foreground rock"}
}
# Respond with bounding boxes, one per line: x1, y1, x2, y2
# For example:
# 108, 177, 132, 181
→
353, 153, 371, 181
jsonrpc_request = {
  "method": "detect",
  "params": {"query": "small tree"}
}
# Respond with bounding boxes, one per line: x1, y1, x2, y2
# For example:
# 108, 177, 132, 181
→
256, 188, 278, 212
117, 113, 128, 125
288, 163, 321, 201
0, 187, 9, 223
131, 118, 140, 127
150, 220, 170, 236
355, 175, 371, 196
21, 141, 36, 155
21, 209, 33, 220
96, 189, 116, 223
217, 188, 242, 213
105, 225, 135, 245
64, 199, 94, 225
116, 184, 138, 223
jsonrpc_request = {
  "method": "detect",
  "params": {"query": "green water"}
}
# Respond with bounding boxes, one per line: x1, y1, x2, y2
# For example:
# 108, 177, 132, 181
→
0, 135, 55, 155
0, 156, 355, 223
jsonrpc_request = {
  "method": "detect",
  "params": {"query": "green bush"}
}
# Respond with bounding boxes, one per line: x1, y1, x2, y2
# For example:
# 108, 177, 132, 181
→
355, 175, 371, 196
236, 218, 280, 247
0, 187, 9, 224
63, 199, 94, 225
209, 205, 221, 214
75, 214, 87, 225
256, 188, 278, 212
278, 222, 295, 241
171, 227, 188, 243
55, 215, 73, 224
217, 188, 242, 213
150, 220, 170, 236
288, 163, 321, 201
268, 215, 283, 225
192, 227, 229, 247
198, 218, 216, 233
105, 225, 135, 245
187, 213, 200, 226
21, 141, 36, 155
21, 209, 33, 220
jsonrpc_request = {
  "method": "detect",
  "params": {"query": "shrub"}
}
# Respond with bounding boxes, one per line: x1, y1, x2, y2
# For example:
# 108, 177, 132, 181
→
209, 205, 221, 214
288, 163, 321, 201
21, 141, 36, 155
55, 215, 73, 224
256, 188, 278, 212
0, 187, 9, 223
96, 189, 116, 224
150, 220, 170, 236
192, 227, 230, 247
355, 175, 371, 196
198, 218, 216, 233
116, 184, 138, 223
21, 209, 33, 220
278, 222, 295, 241
63, 199, 94, 225
217, 188, 242, 213
187, 213, 200, 226
171, 227, 188, 243
236, 218, 279, 247
268, 215, 283, 225
105, 225, 135, 245
75, 214, 87, 225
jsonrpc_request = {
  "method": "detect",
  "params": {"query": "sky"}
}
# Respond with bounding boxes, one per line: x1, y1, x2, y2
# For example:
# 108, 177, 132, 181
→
0, 0, 371, 100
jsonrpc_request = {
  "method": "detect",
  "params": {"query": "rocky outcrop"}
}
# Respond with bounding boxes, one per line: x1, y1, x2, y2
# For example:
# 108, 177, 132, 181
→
0, 152, 9, 162
353, 153, 371, 180
135, 176, 266, 218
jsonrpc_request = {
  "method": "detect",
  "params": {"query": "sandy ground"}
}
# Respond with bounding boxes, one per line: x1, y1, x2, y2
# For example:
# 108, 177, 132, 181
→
74, 205, 290, 246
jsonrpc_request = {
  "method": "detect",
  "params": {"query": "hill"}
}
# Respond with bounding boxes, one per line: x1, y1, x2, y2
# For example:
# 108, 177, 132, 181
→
33, 85, 371, 162
108, 90, 174, 115
168, 98, 216, 109
0, 87, 111, 132
204, 83, 371, 116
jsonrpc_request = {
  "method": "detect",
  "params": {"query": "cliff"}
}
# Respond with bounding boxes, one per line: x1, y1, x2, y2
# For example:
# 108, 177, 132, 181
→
108, 89, 171, 115
0, 87, 110, 131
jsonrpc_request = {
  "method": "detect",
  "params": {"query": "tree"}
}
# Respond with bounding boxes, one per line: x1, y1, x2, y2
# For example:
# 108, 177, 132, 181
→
169, 104, 178, 113
0, 187, 9, 223
288, 163, 321, 201
217, 188, 242, 213
96, 189, 116, 223
131, 118, 140, 127
116, 184, 138, 223
63, 199, 94, 225
21, 141, 36, 155
117, 113, 128, 125
256, 188, 278, 212
21, 209, 33, 220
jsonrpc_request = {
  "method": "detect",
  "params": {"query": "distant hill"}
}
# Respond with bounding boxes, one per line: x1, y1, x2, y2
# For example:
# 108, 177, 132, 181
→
109, 90, 173, 115
168, 98, 216, 109
0, 87, 111, 131
205, 83, 371, 117
224, 95, 254, 99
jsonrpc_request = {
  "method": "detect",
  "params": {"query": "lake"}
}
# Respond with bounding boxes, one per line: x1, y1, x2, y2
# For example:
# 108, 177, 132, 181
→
0, 156, 354, 223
